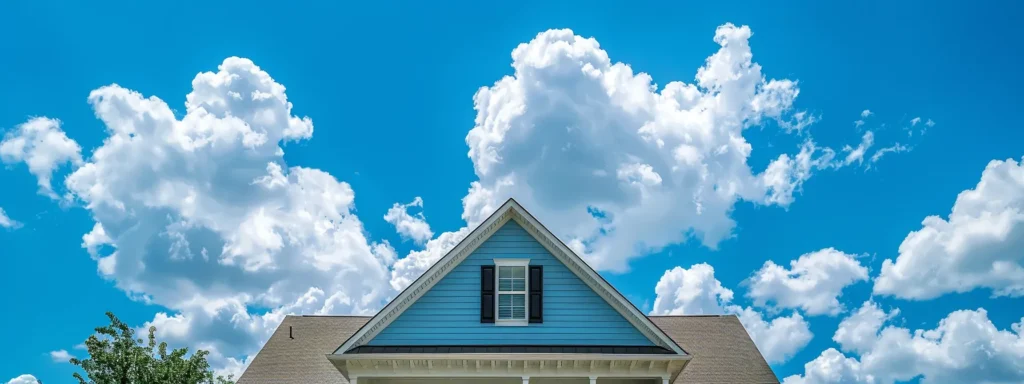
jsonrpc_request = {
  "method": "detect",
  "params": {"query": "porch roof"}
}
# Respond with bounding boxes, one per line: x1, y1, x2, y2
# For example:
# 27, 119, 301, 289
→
237, 314, 778, 384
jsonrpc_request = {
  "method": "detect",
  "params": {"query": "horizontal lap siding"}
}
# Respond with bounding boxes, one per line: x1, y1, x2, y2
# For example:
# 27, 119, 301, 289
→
367, 221, 654, 346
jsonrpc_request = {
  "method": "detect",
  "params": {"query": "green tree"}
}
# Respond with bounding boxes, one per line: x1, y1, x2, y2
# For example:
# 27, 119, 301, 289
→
69, 312, 235, 384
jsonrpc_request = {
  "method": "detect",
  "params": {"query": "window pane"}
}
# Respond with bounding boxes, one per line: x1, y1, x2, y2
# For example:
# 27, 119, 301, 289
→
497, 293, 526, 320
511, 279, 525, 291
510, 266, 525, 278
498, 306, 512, 319
498, 278, 513, 291
499, 294, 513, 306
499, 266, 526, 278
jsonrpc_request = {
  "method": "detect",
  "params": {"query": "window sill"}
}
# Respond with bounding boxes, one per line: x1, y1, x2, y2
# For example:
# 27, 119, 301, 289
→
494, 320, 529, 326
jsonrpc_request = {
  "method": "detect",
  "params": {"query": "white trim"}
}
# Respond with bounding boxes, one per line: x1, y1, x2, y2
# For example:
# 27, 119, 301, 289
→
334, 198, 688, 357
495, 258, 530, 326
331, 353, 691, 381
493, 258, 531, 266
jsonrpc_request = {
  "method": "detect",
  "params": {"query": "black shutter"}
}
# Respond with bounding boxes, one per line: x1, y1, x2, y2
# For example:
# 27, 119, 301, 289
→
529, 266, 543, 323
481, 265, 495, 323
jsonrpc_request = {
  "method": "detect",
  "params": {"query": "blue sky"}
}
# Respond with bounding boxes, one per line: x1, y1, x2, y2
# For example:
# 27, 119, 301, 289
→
1, 1, 1022, 383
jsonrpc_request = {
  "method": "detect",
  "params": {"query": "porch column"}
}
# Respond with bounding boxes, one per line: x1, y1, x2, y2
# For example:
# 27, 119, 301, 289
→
522, 376, 530, 384
662, 377, 669, 384
589, 376, 597, 384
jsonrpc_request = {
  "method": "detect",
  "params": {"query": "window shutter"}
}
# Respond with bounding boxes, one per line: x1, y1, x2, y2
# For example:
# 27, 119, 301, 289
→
529, 265, 543, 323
481, 265, 495, 323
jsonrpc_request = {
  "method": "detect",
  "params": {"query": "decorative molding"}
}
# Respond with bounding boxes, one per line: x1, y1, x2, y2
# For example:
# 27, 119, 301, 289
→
335, 355, 687, 380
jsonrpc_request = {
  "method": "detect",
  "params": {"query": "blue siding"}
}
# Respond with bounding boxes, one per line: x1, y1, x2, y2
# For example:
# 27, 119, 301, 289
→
367, 221, 655, 346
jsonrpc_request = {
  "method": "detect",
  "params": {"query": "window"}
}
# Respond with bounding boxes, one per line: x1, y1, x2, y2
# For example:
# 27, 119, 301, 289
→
494, 259, 529, 325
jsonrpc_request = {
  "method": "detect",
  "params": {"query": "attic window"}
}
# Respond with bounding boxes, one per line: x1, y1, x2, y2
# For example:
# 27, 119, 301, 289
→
494, 259, 529, 325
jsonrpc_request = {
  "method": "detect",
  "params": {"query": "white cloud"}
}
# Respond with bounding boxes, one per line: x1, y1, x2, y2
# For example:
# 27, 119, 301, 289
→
388, 24, 914, 294
746, 248, 869, 316
651, 263, 734, 315
782, 348, 870, 384
732, 306, 814, 365
910, 117, 921, 126
383, 196, 434, 244
5, 375, 39, 384
832, 301, 899, 354
456, 23, 860, 275
0, 117, 82, 198
925, 118, 935, 127
390, 223, 470, 291
854, 110, 873, 129
49, 349, 74, 363
869, 143, 908, 165
0, 207, 20, 229
650, 263, 812, 364
784, 306, 1024, 384
874, 157, 1024, 299
842, 131, 874, 166
46, 57, 396, 373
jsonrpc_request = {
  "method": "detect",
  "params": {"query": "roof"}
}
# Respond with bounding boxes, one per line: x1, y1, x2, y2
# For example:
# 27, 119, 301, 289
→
336, 198, 686, 356
237, 315, 779, 384
344, 345, 676, 354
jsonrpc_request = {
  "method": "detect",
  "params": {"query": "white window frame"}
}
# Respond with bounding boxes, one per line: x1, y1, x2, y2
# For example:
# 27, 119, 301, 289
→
493, 258, 530, 326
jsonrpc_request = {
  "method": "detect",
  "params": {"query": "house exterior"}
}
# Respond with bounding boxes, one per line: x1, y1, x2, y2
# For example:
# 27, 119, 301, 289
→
238, 199, 779, 384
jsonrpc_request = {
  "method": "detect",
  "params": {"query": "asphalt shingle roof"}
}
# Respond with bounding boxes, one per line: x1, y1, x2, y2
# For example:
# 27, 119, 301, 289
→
237, 315, 778, 384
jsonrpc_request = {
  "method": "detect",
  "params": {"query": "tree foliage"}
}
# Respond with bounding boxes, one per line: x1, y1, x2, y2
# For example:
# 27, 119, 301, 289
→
69, 312, 234, 384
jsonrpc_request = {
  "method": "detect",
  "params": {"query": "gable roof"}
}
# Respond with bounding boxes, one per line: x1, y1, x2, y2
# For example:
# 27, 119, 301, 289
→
239, 315, 779, 384
334, 198, 687, 355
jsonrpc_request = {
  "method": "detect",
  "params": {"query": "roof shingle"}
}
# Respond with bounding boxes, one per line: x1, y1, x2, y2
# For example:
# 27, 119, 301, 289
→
237, 315, 778, 384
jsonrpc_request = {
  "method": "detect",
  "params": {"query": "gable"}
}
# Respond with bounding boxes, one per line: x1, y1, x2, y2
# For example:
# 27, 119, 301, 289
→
366, 221, 656, 346
336, 198, 686, 355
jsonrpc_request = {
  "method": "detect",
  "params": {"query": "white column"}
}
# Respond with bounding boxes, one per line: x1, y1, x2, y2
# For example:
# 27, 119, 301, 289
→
662, 377, 670, 384
522, 376, 530, 384
589, 376, 598, 384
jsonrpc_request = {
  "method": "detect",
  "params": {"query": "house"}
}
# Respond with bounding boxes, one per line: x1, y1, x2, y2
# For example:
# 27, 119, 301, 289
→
238, 199, 778, 384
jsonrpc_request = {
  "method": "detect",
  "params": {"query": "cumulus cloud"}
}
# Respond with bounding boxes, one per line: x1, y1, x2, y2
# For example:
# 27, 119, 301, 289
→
0, 117, 82, 198
784, 306, 1024, 384
49, 349, 74, 363
910, 117, 921, 126
383, 196, 434, 244
5, 375, 39, 384
650, 263, 812, 364
831, 301, 899, 355
652, 263, 734, 315
0, 207, 20, 229
43, 57, 396, 373
387, 24, 915, 294
453, 23, 870, 275
874, 157, 1024, 299
746, 248, 869, 316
